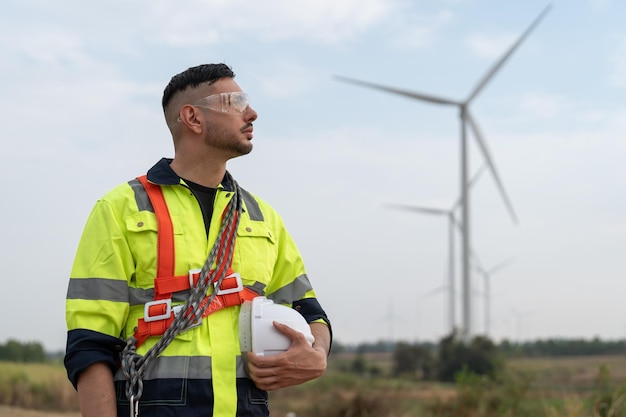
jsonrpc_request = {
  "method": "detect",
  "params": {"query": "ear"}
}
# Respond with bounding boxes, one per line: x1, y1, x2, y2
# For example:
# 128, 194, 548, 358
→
178, 105, 204, 134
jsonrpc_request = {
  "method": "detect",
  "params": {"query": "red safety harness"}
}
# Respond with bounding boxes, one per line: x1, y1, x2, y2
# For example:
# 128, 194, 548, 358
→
132, 175, 259, 348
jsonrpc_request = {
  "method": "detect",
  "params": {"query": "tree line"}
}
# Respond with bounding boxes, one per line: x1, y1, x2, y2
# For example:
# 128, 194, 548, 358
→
3, 335, 626, 364
332, 335, 626, 357
334, 332, 626, 383
0, 339, 46, 362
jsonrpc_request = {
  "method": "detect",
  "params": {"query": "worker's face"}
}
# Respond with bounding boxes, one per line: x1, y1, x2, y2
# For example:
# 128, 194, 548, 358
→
200, 77, 258, 159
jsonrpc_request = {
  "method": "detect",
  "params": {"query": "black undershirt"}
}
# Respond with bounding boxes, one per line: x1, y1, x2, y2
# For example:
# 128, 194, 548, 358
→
183, 179, 217, 237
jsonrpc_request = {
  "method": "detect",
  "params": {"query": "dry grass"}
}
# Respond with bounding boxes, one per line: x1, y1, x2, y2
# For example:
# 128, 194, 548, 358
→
508, 355, 626, 393
0, 361, 78, 412
2, 354, 626, 416
0, 405, 79, 417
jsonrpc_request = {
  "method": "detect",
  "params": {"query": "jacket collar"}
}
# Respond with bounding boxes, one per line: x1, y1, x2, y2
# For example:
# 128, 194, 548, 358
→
146, 158, 235, 191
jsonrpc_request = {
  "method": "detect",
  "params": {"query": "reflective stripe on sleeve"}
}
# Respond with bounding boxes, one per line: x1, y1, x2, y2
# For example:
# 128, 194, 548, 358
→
67, 278, 129, 302
267, 274, 314, 305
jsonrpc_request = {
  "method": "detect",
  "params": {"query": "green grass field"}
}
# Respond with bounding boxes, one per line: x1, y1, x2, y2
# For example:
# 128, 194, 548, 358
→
2, 354, 626, 416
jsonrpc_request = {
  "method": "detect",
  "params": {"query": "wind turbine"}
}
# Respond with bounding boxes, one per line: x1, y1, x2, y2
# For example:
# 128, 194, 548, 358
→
473, 257, 515, 336
381, 297, 400, 341
336, 5, 551, 342
390, 203, 457, 334
386, 165, 486, 336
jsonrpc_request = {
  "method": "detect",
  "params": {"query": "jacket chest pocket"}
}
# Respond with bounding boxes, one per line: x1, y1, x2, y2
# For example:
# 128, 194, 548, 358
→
234, 222, 276, 287
125, 211, 185, 288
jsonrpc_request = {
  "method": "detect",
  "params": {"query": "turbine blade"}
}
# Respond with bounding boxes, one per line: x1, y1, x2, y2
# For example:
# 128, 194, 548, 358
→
470, 250, 484, 272
385, 203, 448, 217
449, 212, 463, 234
334, 75, 461, 106
465, 111, 519, 224
488, 257, 515, 275
450, 163, 487, 212
423, 285, 447, 298
465, 4, 553, 104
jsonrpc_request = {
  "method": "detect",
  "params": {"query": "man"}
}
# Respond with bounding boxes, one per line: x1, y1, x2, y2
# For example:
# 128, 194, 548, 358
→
65, 63, 332, 417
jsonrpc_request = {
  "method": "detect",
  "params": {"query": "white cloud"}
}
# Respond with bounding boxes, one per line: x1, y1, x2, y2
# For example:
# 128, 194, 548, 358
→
466, 32, 518, 60
145, 0, 401, 45
392, 9, 453, 49
1, 0, 403, 53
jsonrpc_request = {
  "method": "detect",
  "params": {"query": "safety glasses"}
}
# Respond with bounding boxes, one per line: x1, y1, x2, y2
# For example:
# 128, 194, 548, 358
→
194, 91, 250, 113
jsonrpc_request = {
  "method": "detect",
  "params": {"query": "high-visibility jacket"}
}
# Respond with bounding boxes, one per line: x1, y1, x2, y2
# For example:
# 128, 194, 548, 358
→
65, 158, 331, 417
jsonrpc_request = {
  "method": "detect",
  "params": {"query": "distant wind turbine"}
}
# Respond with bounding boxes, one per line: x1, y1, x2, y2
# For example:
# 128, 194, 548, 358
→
337, 4, 551, 342
473, 257, 515, 336
381, 297, 400, 341
386, 165, 486, 335
390, 203, 457, 334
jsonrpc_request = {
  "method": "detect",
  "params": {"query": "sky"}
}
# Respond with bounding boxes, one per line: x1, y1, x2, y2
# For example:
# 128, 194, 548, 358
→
1, 0, 625, 352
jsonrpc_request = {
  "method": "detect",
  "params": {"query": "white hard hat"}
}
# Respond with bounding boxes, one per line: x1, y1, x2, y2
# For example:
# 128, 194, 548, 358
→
239, 296, 314, 356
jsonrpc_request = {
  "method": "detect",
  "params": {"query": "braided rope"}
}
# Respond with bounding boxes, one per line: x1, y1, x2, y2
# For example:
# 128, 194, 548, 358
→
121, 174, 242, 403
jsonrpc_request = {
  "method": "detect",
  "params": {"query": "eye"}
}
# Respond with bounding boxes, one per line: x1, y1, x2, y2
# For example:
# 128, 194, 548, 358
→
230, 93, 249, 112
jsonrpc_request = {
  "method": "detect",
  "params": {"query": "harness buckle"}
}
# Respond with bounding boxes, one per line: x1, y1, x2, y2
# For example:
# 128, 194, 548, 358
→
172, 304, 202, 329
188, 268, 202, 288
215, 272, 243, 295
144, 299, 172, 322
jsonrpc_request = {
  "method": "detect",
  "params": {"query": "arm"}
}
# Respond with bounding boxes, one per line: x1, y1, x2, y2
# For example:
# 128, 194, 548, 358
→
65, 196, 132, 412
77, 362, 117, 417
310, 321, 331, 356
246, 321, 331, 391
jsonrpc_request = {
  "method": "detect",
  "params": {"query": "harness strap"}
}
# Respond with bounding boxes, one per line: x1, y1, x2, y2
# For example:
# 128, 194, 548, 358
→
132, 175, 258, 348
134, 284, 259, 347
137, 176, 175, 291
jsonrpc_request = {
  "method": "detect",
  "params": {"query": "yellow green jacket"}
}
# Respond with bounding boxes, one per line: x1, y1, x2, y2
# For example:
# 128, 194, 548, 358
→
65, 158, 331, 417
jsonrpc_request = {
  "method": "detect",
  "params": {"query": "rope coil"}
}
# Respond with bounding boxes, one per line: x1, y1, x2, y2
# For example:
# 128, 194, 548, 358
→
121, 174, 242, 403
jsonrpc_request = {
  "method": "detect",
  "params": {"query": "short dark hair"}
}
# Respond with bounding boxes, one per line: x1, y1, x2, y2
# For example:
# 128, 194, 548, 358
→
162, 63, 236, 110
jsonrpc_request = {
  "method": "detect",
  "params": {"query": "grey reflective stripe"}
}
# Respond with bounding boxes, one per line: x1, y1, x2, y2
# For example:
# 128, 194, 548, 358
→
129, 287, 154, 306
67, 278, 129, 302
248, 281, 267, 296
267, 274, 313, 305
128, 178, 153, 212
129, 283, 267, 306
241, 188, 263, 221
129, 287, 188, 306
113, 355, 248, 380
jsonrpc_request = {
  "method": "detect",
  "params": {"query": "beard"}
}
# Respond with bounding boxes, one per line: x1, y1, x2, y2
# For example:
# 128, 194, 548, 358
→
203, 122, 253, 157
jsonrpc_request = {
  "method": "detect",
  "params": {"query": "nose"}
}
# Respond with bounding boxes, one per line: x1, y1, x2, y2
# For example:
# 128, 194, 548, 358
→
244, 106, 258, 122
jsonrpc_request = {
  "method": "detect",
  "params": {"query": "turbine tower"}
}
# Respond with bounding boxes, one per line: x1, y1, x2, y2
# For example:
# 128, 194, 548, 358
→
336, 5, 551, 342
388, 203, 458, 334
386, 166, 486, 336
473, 257, 515, 335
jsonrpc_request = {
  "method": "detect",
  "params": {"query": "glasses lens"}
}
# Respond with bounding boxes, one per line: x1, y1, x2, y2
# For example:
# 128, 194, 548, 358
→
197, 92, 249, 113
228, 92, 249, 112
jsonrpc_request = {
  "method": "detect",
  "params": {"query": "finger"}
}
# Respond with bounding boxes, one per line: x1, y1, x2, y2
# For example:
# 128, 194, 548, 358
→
273, 321, 306, 343
247, 352, 281, 369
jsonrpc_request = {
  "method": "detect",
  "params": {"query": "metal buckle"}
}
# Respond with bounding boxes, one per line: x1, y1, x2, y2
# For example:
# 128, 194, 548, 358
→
144, 299, 172, 322
172, 304, 202, 329
214, 272, 243, 295
188, 268, 202, 288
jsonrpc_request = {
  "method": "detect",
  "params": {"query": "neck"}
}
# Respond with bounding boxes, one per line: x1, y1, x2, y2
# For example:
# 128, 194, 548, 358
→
170, 154, 227, 188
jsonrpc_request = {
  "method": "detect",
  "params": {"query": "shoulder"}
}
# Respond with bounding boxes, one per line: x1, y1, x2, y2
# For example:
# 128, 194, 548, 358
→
99, 178, 140, 203
90, 177, 148, 220
239, 187, 283, 224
